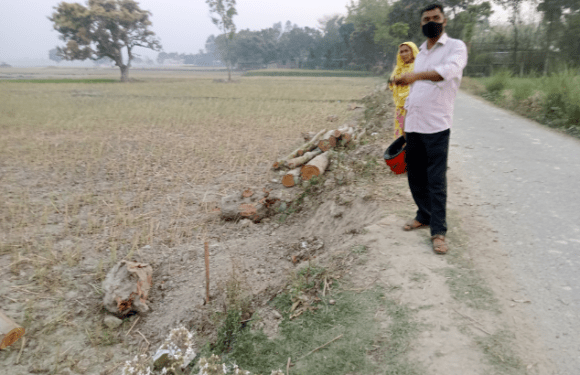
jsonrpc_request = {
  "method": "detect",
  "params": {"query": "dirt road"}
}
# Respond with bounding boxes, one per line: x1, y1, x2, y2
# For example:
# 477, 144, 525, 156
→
450, 91, 580, 374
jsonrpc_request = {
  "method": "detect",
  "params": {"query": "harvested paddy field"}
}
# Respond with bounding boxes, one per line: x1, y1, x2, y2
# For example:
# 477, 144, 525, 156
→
0, 68, 556, 375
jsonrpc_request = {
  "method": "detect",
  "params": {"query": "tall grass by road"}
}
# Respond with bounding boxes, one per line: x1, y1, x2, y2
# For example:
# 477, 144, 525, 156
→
462, 69, 580, 137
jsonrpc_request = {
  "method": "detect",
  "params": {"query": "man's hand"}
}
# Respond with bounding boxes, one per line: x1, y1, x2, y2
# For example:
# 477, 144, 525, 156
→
393, 73, 417, 86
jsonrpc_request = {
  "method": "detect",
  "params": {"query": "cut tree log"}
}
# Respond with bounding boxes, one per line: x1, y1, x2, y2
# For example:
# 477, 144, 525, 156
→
318, 130, 342, 152
301, 131, 317, 141
286, 148, 322, 170
339, 127, 355, 145
272, 128, 326, 169
282, 168, 302, 188
0, 309, 25, 349
301, 152, 330, 181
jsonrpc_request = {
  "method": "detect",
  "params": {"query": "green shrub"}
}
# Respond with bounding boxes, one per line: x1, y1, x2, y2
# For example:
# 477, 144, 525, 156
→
511, 79, 536, 101
485, 69, 512, 95
541, 69, 579, 125
566, 78, 580, 126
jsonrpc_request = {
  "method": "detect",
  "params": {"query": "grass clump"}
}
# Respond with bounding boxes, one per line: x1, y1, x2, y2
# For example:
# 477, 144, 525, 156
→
476, 330, 525, 374
483, 69, 512, 100
442, 267, 497, 310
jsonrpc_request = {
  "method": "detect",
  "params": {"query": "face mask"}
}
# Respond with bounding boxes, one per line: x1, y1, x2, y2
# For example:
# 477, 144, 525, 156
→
422, 21, 443, 38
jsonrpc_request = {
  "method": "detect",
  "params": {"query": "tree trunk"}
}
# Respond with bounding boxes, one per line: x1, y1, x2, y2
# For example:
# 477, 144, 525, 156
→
511, 4, 519, 75
301, 152, 330, 181
301, 132, 317, 142
120, 65, 129, 82
286, 149, 322, 170
282, 168, 302, 187
0, 309, 24, 349
272, 128, 326, 169
544, 15, 553, 76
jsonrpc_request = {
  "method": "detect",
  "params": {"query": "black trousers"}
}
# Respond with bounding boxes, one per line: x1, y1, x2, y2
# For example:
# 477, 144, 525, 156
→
405, 129, 450, 236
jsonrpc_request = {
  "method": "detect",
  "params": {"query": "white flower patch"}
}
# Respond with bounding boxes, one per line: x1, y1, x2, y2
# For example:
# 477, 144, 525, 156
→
153, 326, 197, 370
121, 354, 152, 375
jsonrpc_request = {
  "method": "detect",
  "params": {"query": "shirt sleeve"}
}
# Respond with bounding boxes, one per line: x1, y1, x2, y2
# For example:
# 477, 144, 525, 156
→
433, 41, 468, 82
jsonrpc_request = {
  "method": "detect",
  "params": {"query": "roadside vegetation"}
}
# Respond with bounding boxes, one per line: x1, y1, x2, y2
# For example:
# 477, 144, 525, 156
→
462, 69, 580, 138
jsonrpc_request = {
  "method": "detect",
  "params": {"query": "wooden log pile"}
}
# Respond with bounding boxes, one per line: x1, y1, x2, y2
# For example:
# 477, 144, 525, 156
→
275, 121, 364, 188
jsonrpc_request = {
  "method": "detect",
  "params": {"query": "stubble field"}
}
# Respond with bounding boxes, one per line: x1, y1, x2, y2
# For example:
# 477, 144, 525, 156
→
0, 67, 380, 373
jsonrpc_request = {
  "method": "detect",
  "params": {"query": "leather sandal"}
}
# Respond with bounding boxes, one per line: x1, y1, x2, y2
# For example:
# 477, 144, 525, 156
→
431, 235, 448, 254
403, 219, 428, 231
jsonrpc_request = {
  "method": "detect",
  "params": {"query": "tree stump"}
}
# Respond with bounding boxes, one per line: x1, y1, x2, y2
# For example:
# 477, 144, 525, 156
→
102, 261, 153, 316
0, 309, 24, 349
221, 190, 281, 222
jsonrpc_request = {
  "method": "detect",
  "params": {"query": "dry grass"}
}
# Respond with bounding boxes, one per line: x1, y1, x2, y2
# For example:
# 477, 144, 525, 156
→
0, 69, 378, 367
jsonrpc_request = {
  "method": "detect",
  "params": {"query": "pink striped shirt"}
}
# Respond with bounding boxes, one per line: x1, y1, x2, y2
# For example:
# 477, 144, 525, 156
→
404, 33, 468, 134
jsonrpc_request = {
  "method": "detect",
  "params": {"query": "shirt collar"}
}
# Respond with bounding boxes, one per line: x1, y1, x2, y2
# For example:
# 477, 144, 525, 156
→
419, 33, 449, 51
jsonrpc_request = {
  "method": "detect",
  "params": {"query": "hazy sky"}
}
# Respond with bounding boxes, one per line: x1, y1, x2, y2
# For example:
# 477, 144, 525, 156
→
0, 0, 532, 64
0, 0, 354, 63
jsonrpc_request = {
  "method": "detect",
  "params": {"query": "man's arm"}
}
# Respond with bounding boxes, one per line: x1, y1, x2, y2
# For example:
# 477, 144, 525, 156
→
393, 70, 442, 85
394, 41, 467, 86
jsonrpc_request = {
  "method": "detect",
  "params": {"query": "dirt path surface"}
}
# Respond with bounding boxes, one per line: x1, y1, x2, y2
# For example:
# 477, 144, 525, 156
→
346, 155, 556, 374
450, 91, 580, 374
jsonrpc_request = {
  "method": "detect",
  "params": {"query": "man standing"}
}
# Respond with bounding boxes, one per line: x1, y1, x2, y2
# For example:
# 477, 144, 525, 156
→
393, 3, 468, 254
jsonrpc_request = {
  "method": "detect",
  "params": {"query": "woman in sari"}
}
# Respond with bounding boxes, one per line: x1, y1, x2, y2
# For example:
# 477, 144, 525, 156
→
388, 42, 420, 139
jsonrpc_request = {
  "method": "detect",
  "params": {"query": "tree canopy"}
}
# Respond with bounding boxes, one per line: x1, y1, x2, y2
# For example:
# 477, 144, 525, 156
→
48, 48, 63, 63
49, 0, 161, 81
165, 0, 580, 75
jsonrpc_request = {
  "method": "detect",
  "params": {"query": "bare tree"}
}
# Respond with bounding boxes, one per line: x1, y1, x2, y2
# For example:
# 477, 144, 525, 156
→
205, 0, 237, 81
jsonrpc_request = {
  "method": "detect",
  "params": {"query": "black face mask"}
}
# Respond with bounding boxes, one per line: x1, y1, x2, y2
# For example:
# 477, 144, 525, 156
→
422, 21, 444, 38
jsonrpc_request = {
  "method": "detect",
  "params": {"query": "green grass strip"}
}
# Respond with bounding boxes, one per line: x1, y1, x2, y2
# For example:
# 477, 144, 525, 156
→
243, 69, 374, 78
197, 285, 422, 375
0, 79, 118, 84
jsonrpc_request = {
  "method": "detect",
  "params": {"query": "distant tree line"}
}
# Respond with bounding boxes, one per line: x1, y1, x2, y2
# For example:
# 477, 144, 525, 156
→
169, 0, 579, 76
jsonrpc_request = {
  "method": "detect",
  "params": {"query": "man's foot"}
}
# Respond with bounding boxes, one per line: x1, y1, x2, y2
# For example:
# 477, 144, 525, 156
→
431, 235, 448, 254
403, 219, 429, 231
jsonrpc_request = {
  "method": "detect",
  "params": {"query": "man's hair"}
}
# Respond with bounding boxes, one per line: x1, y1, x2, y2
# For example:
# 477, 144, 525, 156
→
420, 3, 445, 18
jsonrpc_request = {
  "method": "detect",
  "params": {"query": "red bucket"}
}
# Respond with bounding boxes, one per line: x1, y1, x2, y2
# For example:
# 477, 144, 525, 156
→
384, 136, 407, 174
